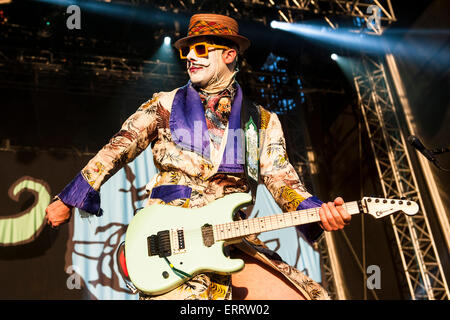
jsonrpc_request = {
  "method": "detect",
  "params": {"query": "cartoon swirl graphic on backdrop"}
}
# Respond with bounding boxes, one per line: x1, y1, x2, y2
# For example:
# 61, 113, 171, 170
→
0, 176, 51, 246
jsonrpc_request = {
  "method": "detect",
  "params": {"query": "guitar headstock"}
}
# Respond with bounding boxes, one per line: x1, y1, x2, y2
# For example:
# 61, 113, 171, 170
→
361, 197, 419, 219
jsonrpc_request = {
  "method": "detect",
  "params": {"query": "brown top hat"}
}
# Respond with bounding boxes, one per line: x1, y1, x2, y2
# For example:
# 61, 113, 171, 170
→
174, 13, 251, 53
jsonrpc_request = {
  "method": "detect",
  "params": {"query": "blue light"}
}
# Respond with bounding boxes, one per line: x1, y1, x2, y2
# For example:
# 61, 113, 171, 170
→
331, 53, 338, 61
270, 20, 279, 29
164, 36, 171, 46
269, 20, 450, 67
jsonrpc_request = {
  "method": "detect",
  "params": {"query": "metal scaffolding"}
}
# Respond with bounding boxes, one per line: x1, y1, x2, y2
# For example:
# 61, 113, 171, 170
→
130, 0, 396, 33
352, 55, 449, 300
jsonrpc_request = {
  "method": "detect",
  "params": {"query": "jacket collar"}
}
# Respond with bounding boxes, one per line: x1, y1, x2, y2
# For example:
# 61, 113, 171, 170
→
169, 82, 244, 172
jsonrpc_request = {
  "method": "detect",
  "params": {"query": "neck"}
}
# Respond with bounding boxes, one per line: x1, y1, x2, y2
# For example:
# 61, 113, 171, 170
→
213, 201, 362, 242
201, 69, 237, 94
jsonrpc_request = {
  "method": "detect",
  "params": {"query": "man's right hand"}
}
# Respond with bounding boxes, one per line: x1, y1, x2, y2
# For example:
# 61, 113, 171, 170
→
45, 199, 73, 228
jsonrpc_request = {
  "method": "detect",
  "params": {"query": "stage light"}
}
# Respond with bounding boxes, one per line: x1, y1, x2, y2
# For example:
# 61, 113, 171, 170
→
269, 20, 450, 67
164, 36, 171, 46
331, 53, 338, 61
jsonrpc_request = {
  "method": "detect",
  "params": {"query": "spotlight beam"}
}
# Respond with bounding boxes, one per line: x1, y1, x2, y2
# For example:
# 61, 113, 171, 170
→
271, 21, 450, 66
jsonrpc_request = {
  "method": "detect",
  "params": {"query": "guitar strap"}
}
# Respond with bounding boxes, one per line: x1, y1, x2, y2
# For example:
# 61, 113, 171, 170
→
241, 96, 261, 204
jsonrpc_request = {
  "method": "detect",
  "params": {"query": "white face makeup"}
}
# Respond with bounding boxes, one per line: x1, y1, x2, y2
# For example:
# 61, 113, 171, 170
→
185, 38, 237, 93
186, 46, 220, 88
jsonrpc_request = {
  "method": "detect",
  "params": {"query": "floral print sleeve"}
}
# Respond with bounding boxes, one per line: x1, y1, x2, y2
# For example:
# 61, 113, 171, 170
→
259, 107, 324, 243
57, 94, 164, 215
81, 96, 162, 190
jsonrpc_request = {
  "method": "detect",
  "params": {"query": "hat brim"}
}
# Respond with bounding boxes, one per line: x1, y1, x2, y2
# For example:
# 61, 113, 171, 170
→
174, 34, 251, 53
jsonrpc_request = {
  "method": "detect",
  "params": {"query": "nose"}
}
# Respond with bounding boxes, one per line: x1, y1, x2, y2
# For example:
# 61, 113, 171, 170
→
186, 48, 197, 62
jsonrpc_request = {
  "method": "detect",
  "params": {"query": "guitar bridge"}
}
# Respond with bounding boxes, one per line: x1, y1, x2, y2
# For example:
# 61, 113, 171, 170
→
147, 230, 171, 258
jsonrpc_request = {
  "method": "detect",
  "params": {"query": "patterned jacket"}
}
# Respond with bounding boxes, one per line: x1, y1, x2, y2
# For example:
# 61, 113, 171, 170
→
57, 82, 328, 299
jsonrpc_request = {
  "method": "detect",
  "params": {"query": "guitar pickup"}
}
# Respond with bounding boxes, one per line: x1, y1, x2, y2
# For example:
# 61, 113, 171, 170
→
177, 229, 185, 250
147, 230, 172, 258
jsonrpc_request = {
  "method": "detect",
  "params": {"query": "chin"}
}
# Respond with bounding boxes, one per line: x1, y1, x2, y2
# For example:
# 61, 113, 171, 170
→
189, 75, 208, 88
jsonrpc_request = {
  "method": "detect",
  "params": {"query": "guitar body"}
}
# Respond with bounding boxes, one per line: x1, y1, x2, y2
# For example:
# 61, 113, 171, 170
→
124, 192, 252, 296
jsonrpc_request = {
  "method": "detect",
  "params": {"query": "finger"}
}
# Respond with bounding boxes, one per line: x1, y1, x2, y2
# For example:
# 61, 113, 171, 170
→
45, 213, 53, 226
334, 197, 351, 225
328, 202, 346, 229
319, 206, 332, 231
336, 205, 351, 224
325, 202, 341, 230
45, 204, 62, 227
334, 197, 344, 206
321, 203, 339, 231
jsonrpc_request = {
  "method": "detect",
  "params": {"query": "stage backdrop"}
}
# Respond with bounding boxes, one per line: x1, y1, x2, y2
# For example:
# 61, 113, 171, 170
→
0, 147, 321, 299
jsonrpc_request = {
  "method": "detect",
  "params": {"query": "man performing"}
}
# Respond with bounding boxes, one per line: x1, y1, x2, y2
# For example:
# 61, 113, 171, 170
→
45, 13, 351, 300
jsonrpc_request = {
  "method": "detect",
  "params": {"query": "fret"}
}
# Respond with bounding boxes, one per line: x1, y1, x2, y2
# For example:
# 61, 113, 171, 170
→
258, 218, 265, 232
225, 222, 232, 239
237, 219, 245, 237
246, 218, 253, 234
242, 219, 250, 236
277, 213, 286, 228
270, 215, 279, 229
286, 211, 294, 226
264, 217, 271, 230
232, 220, 239, 237
232, 221, 237, 237
216, 224, 221, 241
234, 220, 244, 237
219, 223, 225, 241
252, 217, 259, 233
242, 219, 249, 236
291, 211, 299, 225
263, 216, 272, 231
307, 208, 319, 223
222, 223, 227, 239
269, 215, 276, 229
213, 225, 218, 242
230, 221, 237, 238
280, 213, 289, 227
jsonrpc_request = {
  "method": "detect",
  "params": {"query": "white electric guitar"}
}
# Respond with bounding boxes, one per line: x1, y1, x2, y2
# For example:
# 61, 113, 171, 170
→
124, 193, 419, 295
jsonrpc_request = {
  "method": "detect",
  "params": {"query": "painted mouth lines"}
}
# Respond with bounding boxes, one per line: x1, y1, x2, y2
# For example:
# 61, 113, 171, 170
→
188, 63, 208, 73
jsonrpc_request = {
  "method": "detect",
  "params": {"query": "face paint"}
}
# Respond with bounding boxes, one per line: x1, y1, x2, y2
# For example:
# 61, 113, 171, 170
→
186, 40, 237, 94
186, 47, 218, 88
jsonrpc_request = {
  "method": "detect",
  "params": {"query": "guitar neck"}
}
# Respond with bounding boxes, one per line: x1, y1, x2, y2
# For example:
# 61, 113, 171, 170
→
213, 201, 361, 242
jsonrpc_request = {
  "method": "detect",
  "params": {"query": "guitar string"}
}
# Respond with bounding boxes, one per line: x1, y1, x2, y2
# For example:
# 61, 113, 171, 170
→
213, 202, 362, 241
213, 198, 414, 241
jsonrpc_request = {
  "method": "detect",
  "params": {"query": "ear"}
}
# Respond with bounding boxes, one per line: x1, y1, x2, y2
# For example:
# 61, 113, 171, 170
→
222, 49, 237, 64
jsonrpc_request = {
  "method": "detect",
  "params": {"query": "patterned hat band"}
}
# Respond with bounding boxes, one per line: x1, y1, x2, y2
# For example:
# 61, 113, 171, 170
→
188, 21, 237, 37
174, 14, 251, 52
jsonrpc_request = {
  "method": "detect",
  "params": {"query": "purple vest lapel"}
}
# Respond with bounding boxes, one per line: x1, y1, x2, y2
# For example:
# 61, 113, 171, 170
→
169, 82, 244, 173
170, 83, 211, 158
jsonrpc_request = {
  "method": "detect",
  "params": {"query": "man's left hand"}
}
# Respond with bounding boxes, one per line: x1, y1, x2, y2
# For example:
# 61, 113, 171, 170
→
318, 197, 351, 231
